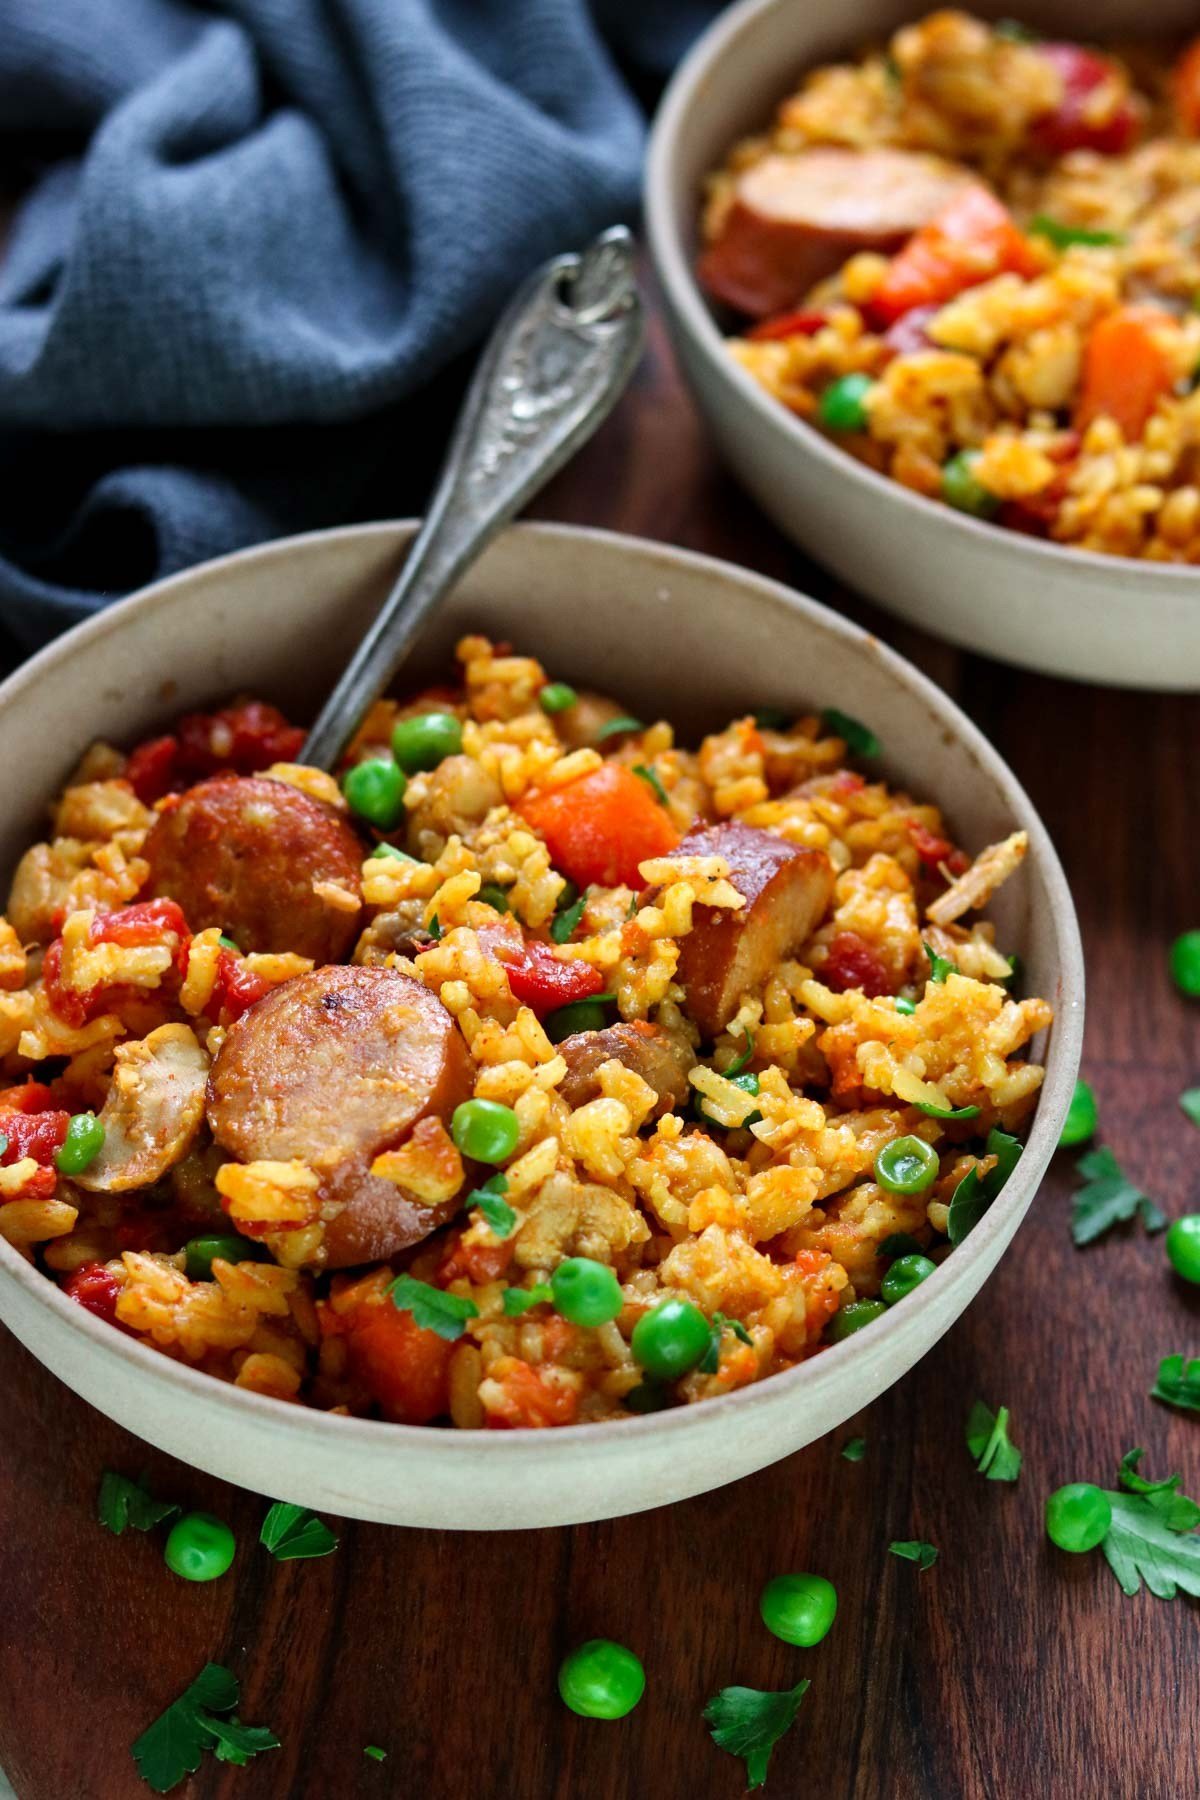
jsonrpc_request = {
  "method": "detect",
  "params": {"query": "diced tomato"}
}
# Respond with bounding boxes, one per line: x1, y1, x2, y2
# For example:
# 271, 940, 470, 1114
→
481, 1357, 579, 1429
822, 931, 893, 998
908, 821, 969, 876
92, 898, 189, 948
342, 1299, 454, 1425
831, 771, 866, 796
43, 899, 191, 1026
883, 304, 940, 356
0, 1081, 57, 1114
1074, 306, 1175, 442
747, 307, 828, 342
1032, 43, 1138, 156
177, 699, 304, 778
63, 1263, 121, 1327
439, 1230, 515, 1286
204, 948, 271, 1024
1173, 38, 1200, 134
0, 1110, 70, 1169
867, 187, 1041, 329
123, 735, 181, 804
502, 939, 605, 1016
519, 762, 680, 890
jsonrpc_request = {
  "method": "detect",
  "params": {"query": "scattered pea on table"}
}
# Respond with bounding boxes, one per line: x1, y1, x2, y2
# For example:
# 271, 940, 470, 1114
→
558, 1640, 645, 1720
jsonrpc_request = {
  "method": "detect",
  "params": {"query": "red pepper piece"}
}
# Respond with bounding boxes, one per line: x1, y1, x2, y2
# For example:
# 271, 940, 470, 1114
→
63, 1263, 122, 1327
822, 930, 893, 998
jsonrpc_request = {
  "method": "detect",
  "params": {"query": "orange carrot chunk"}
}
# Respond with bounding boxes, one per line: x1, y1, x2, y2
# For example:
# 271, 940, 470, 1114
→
519, 762, 679, 890
1074, 306, 1175, 442
867, 187, 1041, 329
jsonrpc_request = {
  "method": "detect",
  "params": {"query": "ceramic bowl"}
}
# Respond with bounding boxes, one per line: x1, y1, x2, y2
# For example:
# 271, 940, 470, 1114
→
0, 522, 1083, 1527
645, 0, 1200, 690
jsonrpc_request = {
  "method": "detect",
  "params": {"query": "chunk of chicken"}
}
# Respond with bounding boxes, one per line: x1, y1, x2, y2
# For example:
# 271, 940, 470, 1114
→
512, 1170, 649, 1271
75, 1024, 209, 1193
925, 831, 1028, 927
557, 1021, 696, 1120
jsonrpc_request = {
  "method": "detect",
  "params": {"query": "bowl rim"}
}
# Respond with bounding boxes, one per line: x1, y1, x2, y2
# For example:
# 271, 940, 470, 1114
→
644, 0, 1199, 590
0, 518, 1085, 1459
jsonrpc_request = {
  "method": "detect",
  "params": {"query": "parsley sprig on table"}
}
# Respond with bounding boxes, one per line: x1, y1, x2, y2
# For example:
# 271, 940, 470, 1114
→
260, 1502, 339, 1562
132, 1663, 279, 1793
966, 1402, 1022, 1482
97, 1471, 179, 1536
703, 1678, 810, 1790
1100, 1452, 1200, 1600
1069, 1145, 1165, 1246
1150, 1353, 1200, 1414
889, 1540, 938, 1570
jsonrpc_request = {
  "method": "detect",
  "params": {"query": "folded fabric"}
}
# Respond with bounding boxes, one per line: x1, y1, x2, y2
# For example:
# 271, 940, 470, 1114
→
0, 0, 718, 649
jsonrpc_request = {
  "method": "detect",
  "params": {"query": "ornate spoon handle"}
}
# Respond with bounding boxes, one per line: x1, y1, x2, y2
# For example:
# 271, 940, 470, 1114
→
303, 226, 643, 769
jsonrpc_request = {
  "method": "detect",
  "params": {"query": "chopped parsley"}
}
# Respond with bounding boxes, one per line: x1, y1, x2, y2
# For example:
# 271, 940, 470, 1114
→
841, 1437, 866, 1463
894, 995, 916, 1015
1179, 1088, 1200, 1129
131, 1663, 279, 1793
922, 940, 954, 983
1101, 1453, 1200, 1599
427, 914, 443, 940
217, 934, 240, 950
915, 1100, 980, 1121
594, 715, 644, 741
820, 707, 880, 759
550, 887, 587, 944
503, 1283, 553, 1316
966, 1401, 1022, 1482
1070, 1145, 1165, 1246
703, 1679, 810, 1790
369, 843, 418, 863
948, 1131, 1023, 1247
889, 1540, 938, 1570
388, 1274, 478, 1340
1151, 1353, 1200, 1414
699, 1311, 753, 1374
1029, 214, 1125, 250
259, 1502, 338, 1561
471, 1173, 517, 1238
725, 1029, 755, 1077
364, 1745, 387, 1762
986, 1128, 1022, 1194
633, 764, 669, 807
97, 1470, 179, 1536
879, 1232, 925, 1260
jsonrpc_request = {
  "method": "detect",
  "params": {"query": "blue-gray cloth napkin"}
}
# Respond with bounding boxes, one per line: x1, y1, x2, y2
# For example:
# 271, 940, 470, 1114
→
0, 0, 717, 649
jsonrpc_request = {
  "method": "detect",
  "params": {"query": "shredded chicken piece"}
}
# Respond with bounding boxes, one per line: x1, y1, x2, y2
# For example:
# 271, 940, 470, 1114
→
925, 831, 1027, 926
75, 1023, 209, 1193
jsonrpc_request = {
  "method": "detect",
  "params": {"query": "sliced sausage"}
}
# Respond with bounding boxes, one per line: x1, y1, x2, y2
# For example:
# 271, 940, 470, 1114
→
207, 965, 475, 1268
698, 148, 973, 318
141, 775, 364, 961
670, 822, 835, 1037
557, 1021, 696, 1120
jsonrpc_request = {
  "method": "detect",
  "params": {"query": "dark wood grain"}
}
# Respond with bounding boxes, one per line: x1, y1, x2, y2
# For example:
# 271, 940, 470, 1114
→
2, 276, 1199, 1800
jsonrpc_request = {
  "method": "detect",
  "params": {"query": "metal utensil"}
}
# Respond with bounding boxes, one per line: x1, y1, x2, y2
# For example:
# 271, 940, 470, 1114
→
303, 226, 643, 769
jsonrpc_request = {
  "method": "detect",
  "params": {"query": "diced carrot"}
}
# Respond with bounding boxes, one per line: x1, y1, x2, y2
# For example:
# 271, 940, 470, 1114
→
1074, 306, 1175, 442
481, 1357, 578, 1429
1173, 38, 1200, 135
519, 762, 679, 890
867, 187, 1041, 329
343, 1298, 454, 1424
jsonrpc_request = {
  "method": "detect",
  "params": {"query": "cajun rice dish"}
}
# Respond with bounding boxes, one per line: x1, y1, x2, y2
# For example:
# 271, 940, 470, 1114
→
700, 11, 1200, 562
0, 638, 1050, 1429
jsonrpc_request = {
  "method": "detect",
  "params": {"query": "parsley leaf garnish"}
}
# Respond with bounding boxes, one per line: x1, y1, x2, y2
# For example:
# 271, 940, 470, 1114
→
470, 1172, 516, 1238
364, 1744, 387, 1762
703, 1679, 810, 1790
915, 1100, 980, 1120
1151, 1353, 1200, 1414
388, 1274, 478, 1340
841, 1437, 866, 1462
947, 1167, 985, 1247
1118, 1449, 1200, 1530
259, 1502, 339, 1561
966, 1401, 1022, 1482
699, 1311, 753, 1374
725, 1029, 755, 1078
1180, 1088, 1200, 1129
97, 1470, 179, 1536
502, 1283, 553, 1316
427, 913, 443, 940
1070, 1145, 1165, 1246
594, 715, 644, 741
1099, 1456, 1200, 1599
1029, 214, 1125, 249
879, 1232, 925, 1260
550, 888, 587, 944
820, 707, 880, 759
633, 764, 669, 807
985, 1128, 1022, 1196
131, 1663, 279, 1794
922, 940, 954, 983
889, 1540, 938, 1569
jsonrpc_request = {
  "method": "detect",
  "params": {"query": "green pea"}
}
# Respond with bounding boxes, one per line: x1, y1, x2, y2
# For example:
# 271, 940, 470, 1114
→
1045, 1483, 1112, 1554
476, 884, 509, 912
54, 1112, 105, 1176
539, 683, 579, 715
544, 997, 614, 1043
874, 1135, 939, 1195
631, 1297, 712, 1381
184, 1235, 266, 1281
343, 758, 406, 829
450, 1099, 520, 1165
1169, 930, 1200, 997
695, 1071, 762, 1128
759, 1573, 838, 1647
880, 1253, 938, 1306
164, 1512, 236, 1582
558, 1640, 645, 1720
1166, 1215, 1200, 1285
390, 711, 462, 774
818, 372, 873, 432
827, 1299, 887, 1342
550, 1257, 624, 1328
1059, 1078, 1097, 1147
942, 450, 1000, 519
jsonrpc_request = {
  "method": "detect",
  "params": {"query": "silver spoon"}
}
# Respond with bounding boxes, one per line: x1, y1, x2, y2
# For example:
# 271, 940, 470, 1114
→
303, 226, 644, 769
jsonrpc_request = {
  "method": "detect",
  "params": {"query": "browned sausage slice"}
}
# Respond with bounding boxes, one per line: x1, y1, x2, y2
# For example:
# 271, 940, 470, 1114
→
207, 965, 476, 1267
670, 822, 835, 1036
698, 148, 973, 318
557, 1021, 696, 1119
141, 775, 364, 961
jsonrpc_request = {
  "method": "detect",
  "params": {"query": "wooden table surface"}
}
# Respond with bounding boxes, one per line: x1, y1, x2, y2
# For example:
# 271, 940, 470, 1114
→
2, 283, 1199, 1800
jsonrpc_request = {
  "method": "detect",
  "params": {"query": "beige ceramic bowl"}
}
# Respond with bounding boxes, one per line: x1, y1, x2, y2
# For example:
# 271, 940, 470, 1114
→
645, 0, 1200, 689
0, 522, 1083, 1527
